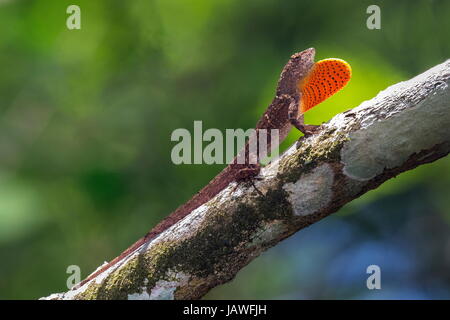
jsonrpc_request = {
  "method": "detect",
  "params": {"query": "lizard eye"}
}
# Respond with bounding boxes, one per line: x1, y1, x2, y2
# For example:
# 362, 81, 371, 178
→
298, 58, 352, 113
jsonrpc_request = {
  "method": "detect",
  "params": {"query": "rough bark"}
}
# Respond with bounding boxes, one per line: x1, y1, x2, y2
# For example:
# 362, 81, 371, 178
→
42, 58, 450, 300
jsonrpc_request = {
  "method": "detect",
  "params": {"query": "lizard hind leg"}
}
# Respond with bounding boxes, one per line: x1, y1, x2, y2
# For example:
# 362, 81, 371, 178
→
230, 163, 264, 197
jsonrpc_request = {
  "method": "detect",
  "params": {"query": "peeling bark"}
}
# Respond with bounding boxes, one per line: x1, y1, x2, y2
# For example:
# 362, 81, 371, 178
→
41, 58, 450, 300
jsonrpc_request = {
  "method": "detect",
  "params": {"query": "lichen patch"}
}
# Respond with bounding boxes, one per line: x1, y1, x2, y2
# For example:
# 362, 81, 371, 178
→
128, 279, 151, 300
246, 220, 288, 248
147, 271, 190, 300
341, 79, 450, 181
283, 164, 334, 216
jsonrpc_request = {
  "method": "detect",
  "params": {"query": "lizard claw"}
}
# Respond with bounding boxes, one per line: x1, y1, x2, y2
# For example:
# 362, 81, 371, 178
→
234, 163, 261, 182
296, 125, 322, 148
302, 124, 321, 136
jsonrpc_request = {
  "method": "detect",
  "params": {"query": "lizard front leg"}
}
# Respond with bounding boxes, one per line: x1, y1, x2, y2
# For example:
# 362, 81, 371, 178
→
287, 96, 320, 137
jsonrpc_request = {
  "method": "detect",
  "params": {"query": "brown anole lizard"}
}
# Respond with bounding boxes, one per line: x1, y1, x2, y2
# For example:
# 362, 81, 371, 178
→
76, 47, 351, 288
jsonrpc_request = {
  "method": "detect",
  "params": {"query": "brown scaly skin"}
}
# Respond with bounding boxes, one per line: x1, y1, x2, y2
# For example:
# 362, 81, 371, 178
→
75, 48, 318, 288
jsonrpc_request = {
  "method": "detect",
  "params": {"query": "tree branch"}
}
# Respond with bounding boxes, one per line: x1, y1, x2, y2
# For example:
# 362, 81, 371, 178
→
42, 58, 450, 300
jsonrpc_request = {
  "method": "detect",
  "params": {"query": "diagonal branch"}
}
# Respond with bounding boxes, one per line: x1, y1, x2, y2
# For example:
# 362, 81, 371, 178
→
42, 58, 450, 300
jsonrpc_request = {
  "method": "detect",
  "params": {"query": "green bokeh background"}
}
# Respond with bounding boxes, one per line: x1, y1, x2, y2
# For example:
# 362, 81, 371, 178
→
0, 0, 449, 299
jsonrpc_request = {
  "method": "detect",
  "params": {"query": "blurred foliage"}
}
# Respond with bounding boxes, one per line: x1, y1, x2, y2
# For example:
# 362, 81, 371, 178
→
0, 0, 449, 299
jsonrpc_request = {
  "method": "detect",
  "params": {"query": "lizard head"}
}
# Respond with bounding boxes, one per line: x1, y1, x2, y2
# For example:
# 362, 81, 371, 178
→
298, 58, 352, 113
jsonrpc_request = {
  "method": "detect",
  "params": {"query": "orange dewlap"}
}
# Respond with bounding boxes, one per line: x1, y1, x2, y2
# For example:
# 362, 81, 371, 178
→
298, 58, 352, 113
